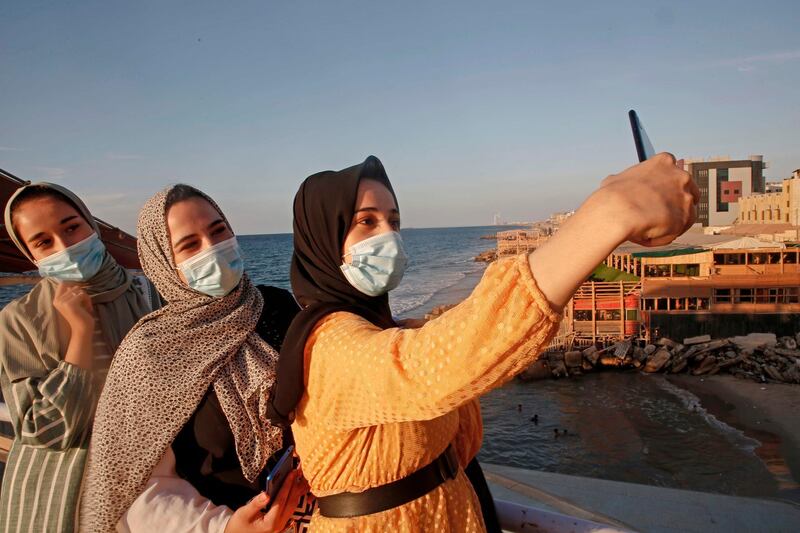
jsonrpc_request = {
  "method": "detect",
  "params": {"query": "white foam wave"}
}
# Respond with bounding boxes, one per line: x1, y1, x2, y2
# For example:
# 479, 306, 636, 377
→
390, 269, 469, 316
655, 377, 760, 454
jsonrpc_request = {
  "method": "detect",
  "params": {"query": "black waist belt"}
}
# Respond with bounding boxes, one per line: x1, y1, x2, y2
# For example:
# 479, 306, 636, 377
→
316, 444, 460, 518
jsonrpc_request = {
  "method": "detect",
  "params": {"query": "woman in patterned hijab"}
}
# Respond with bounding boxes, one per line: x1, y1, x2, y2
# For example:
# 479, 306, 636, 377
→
81, 184, 309, 532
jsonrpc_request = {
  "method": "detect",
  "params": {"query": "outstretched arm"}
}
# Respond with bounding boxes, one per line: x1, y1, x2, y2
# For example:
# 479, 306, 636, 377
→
529, 153, 697, 310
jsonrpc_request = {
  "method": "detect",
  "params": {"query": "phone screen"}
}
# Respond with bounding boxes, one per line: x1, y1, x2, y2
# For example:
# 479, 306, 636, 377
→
628, 110, 655, 162
265, 445, 294, 504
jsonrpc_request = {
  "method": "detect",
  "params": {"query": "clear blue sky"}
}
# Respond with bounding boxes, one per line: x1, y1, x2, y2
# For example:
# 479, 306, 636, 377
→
1, 1, 798, 234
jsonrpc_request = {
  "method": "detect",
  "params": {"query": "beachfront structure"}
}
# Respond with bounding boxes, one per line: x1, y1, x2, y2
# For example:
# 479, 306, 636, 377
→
563, 281, 642, 345
548, 211, 574, 225
565, 232, 800, 342
737, 169, 800, 226
496, 229, 549, 256
684, 156, 767, 227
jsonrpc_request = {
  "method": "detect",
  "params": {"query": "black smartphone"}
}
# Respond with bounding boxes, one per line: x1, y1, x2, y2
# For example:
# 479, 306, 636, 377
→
628, 109, 656, 162
265, 445, 294, 504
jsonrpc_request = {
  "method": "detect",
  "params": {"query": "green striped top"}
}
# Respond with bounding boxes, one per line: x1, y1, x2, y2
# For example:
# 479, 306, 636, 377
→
0, 275, 156, 533
1, 320, 108, 533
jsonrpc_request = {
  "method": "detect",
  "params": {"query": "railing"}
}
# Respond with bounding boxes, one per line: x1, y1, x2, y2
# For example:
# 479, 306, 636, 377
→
542, 332, 575, 353
572, 281, 642, 299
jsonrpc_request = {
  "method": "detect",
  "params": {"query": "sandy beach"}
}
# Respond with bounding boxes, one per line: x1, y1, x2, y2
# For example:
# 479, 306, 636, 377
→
669, 374, 800, 502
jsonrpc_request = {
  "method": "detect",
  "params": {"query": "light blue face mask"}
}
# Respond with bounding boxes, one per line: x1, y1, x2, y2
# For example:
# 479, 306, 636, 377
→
340, 231, 409, 297
177, 236, 244, 298
35, 232, 106, 282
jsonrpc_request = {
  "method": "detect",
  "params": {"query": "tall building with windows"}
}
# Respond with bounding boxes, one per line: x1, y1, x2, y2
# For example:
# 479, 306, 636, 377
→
684, 155, 767, 226
738, 169, 800, 225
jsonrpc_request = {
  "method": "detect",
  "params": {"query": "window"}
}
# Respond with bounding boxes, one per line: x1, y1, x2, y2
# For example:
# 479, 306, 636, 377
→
735, 289, 754, 303
644, 265, 671, 277
714, 288, 732, 303
574, 310, 592, 321
673, 264, 700, 276
783, 251, 798, 264
783, 287, 800, 304
754, 288, 775, 304
625, 310, 638, 320
697, 298, 710, 310
714, 253, 746, 265
749, 253, 768, 265
670, 298, 689, 311
597, 309, 621, 321
768, 252, 782, 264
717, 169, 730, 212
786, 287, 799, 304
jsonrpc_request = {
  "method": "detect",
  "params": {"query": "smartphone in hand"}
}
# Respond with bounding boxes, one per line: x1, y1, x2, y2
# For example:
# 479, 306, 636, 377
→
628, 110, 656, 162
265, 445, 294, 506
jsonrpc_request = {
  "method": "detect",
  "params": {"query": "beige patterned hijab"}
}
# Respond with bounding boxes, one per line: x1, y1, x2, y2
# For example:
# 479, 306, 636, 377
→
1, 182, 148, 381
80, 186, 283, 532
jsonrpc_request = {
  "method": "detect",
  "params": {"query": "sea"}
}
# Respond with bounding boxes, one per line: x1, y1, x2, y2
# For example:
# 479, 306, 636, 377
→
1, 226, 797, 503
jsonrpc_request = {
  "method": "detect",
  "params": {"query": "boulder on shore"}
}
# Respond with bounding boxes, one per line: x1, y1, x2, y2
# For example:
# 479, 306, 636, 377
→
684, 334, 711, 346
731, 333, 777, 353
644, 348, 671, 373
565, 350, 583, 368
517, 331, 800, 385
519, 359, 551, 381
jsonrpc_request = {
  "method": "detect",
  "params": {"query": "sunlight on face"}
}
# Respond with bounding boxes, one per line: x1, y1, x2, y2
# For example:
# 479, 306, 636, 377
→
341, 179, 400, 262
13, 197, 96, 262
166, 196, 235, 282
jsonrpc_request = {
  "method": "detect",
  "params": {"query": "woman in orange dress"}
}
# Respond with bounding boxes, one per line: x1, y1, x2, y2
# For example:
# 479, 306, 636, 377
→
268, 153, 697, 531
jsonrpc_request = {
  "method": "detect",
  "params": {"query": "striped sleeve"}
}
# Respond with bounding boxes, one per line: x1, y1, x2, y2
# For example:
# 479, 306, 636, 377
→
1, 361, 96, 450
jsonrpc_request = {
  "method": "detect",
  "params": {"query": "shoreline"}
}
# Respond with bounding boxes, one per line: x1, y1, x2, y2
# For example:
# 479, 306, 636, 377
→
402, 271, 800, 503
398, 265, 486, 319
668, 374, 800, 503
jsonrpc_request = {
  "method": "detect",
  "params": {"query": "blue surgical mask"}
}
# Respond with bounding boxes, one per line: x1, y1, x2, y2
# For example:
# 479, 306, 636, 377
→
340, 231, 408, 297
177, 236, 244, 298
36, 232, 106, 282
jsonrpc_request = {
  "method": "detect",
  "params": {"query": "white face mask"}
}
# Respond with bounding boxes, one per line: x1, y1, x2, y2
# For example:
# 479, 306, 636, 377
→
177, 237, 244, 297
340, 231, 409, 297
35, 232, 106, 282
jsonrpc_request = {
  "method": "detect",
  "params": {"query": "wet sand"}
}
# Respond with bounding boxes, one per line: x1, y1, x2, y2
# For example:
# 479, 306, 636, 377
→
669, 374, 800, 503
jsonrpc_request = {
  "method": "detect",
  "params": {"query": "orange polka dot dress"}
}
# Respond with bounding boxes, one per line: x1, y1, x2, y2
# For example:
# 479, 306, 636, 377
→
292, 255, 561, 532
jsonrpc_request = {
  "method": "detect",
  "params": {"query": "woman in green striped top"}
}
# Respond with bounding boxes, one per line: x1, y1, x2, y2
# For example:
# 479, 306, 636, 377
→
0, 183, 155, 533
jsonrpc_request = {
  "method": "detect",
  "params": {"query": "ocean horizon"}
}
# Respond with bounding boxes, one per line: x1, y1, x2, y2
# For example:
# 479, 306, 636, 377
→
1, 226, 797, 503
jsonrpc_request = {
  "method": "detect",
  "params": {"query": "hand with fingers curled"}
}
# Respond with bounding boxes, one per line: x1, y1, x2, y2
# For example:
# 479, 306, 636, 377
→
53, 282, 99, 370
224, 467, 311, 533
53, 282, 96, 334
595, 152, 699, 247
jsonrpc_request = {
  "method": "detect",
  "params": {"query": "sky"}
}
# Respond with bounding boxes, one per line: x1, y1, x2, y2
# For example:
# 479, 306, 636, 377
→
1, 1, 799, 234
